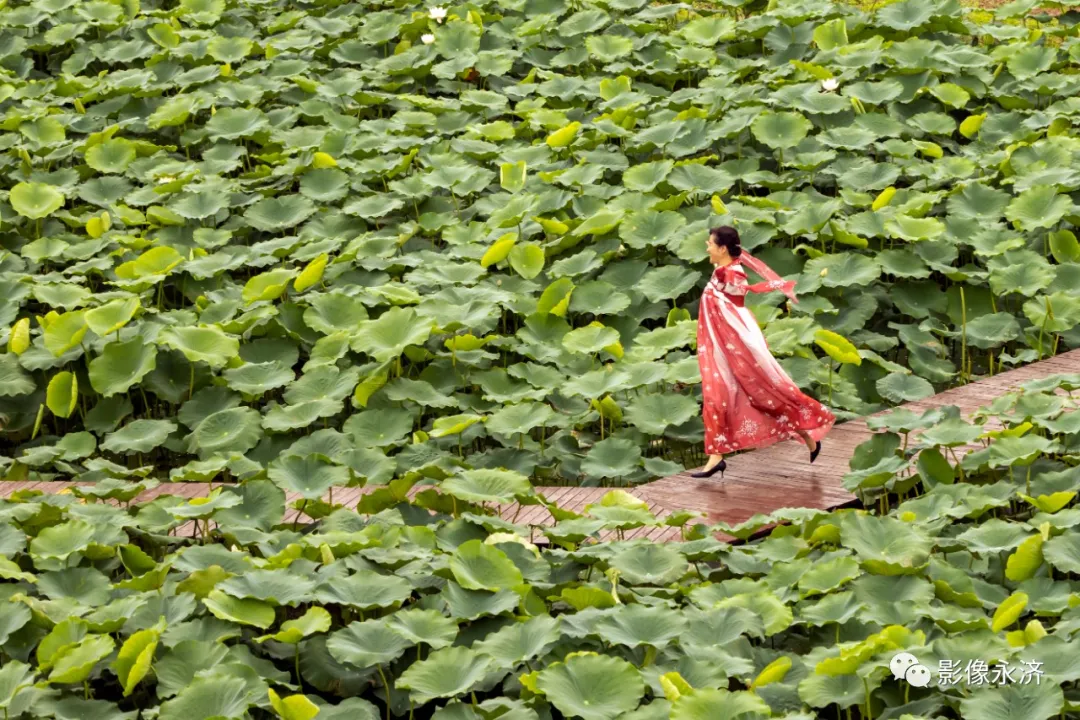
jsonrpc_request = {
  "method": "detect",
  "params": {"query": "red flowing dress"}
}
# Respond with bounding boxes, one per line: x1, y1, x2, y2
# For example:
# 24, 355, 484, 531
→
697, 258, 835, 456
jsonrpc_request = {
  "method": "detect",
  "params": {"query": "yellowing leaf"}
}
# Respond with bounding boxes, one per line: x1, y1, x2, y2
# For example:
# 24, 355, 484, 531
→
1004, 534, 1043, 582
813, 329, 861, 366
532, 216, 568, 236
113, 623, 162, 697
872, 186, 896, 211
711, 194, 729, 215
312, 152, 337, 169
546, 121, 581, 148
659, 671, 693, 701
751, 656, 792, 689
481, 233, 517, 268
915, 141, 943, 159
991, 592, 1028, 633
268, 689, 319, 720
960, 113, 986, 139
1019, 492, 1076, 514
8, 318, 30, 355
294, 253, 328, 293
46, 371, 78, 419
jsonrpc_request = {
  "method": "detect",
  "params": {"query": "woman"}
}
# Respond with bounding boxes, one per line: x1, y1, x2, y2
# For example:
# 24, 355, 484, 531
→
692, 226, 835, 479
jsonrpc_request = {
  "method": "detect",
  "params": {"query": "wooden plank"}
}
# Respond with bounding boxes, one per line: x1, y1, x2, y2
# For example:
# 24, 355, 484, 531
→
2, 349, 1077, 543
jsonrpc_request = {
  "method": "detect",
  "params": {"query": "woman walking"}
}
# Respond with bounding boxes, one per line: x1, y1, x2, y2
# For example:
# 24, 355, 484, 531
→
692, 226, 835, 479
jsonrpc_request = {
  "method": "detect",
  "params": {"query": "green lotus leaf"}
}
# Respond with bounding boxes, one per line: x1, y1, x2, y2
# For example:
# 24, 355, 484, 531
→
610, 544, 687, 585
751, 111, 812, 150
988, 434, 1056, 468
89, 339, 157, 397
500, 161, 527, 193
244, 195, 316, 232
536, 654, 645, 720
159, 326, 240, 368
0, 354, 35, 396
563, 324, 620, 354
397, 646, 494, 705
885, 214, 945, 242
217, 568, 315, 606
485, 402, 556, 437
186, 407, 263, 457
876, 372, 935, 403
222, 361, 294, 395
473, 614, 560, 665
593, 604, 685, 648
1006, 186, 1073, 230
202, 588, 275, 629
450, 539, 523, 591
1007, 45, 1056, 80
840, 513, 932, 575
304, 292, 369, 334
581, 437, 641, 479
10, 182, 65, 219
385, 608, 458, 650
638, 265, 698, 302
671, 688, 772, 720
624, 393, 698, 434
804, 253, 880, 287
326, 619, 413, 669
206, 107, 268, 139
263, 399, 341, 432
268, 454, 349, 500
315, 570, 412, 610
352, 307, 432, 361
958, 681, 1063, 720
442, 468, 534, 504
101, 419, 177, 454
208, 35, 253, 62
157, 675, 253, 720
681, 15, 736, 45
85, 138, 137, 174
585, 35, 633, 62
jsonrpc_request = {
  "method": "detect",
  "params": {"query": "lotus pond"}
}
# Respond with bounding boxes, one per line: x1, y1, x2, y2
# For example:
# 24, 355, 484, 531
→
0, 371, 1078, 719
1, 0, 1079, 487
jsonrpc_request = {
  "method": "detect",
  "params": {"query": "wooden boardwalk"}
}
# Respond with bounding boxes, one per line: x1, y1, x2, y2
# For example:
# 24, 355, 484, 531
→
2, 350, 1077, 543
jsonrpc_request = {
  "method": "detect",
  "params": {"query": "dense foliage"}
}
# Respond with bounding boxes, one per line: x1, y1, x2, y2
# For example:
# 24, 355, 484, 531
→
2, 0, 1079, 487
0, 373, 1076, 719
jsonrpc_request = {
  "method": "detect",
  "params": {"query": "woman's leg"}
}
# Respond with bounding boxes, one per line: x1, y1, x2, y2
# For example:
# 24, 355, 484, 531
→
795, 428, 817, 451
703, 453, 725, 471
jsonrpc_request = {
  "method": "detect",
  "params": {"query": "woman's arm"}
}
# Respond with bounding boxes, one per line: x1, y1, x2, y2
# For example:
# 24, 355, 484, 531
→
720, 265, 749, 297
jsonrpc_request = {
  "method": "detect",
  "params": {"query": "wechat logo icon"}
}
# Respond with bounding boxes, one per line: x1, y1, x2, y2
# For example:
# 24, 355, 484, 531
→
891, 652, 931, 688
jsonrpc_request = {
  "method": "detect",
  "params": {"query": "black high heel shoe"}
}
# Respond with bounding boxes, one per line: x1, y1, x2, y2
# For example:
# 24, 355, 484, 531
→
690, 459, 727, 479
810, 441, 822, 464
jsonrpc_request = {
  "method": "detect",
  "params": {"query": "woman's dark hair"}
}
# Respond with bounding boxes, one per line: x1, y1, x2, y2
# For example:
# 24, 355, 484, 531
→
708, 226, 742, 258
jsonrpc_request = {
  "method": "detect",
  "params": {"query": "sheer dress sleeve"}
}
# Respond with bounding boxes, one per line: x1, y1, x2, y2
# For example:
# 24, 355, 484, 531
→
721, 264, 749, 297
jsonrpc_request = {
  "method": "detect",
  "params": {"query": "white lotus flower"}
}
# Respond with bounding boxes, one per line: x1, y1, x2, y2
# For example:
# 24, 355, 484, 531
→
421, 33, 435, 44
429, 6, 447, 22
821, 78, 840, 92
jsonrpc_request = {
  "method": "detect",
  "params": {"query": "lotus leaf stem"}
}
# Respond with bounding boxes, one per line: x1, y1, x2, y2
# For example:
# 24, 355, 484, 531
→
376, 664, 392, 720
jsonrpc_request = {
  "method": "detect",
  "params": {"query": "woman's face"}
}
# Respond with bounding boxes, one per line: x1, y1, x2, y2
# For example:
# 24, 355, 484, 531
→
706, 235, 728, 265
